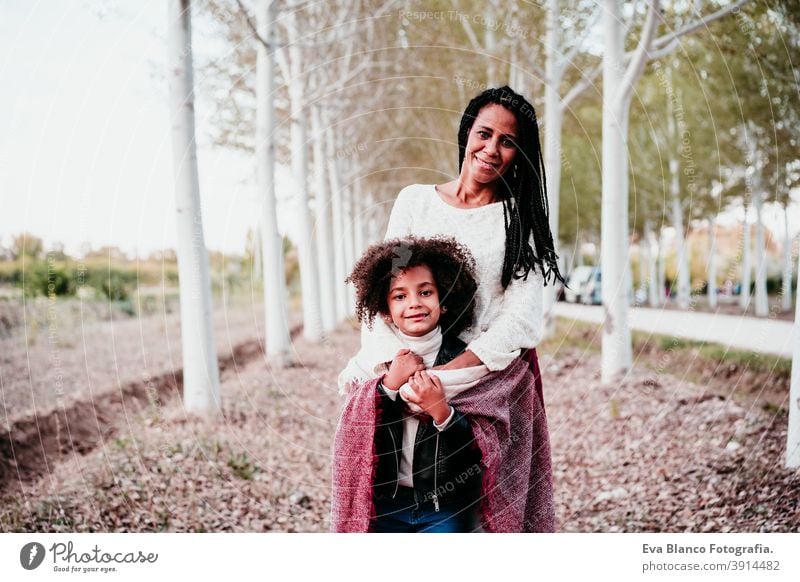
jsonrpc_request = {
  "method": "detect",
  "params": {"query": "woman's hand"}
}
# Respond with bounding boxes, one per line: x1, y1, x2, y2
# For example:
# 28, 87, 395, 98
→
403, 371, 450, 424
383, 349, 424, 390
431, 349, 483, 371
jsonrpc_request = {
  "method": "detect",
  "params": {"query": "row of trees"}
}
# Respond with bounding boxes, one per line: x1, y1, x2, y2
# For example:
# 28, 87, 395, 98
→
166, 0, 799, 466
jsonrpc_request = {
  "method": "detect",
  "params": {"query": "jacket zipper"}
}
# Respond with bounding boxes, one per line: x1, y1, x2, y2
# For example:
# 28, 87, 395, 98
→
388, 423, 400, 499
432, 433, 440, 512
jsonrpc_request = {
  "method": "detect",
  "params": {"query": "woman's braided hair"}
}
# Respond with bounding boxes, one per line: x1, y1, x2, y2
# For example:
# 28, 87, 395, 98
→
346, 236, 478, 338
457, 86, 565, 289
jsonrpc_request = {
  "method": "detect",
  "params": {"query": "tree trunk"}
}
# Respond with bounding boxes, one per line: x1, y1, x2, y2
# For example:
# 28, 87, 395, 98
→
645, 220, 659, 307
287, 11, 323, 341
326, 129, 348, 322
783, 203, 793, 313
600, 0, 633, 383
669, 172, 691, 311
256, 0, 291, 365
708, 215, 717, 309
354, 181, 365, 261
753, 179, 769, 317
637, 235, 647, 304
658, 227, 667, 303
343, 185, 356, 318
787, 244, 800, 467
485, 7, 497, 86
168, 0, 221, 414
740, 205, 752, 310
542, 0, 563, 337
311, 105, 336, 332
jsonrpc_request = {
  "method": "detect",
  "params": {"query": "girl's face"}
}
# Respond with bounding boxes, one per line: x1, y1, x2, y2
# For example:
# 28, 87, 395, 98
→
385, 265, 441, 337
463, 103, 519, 184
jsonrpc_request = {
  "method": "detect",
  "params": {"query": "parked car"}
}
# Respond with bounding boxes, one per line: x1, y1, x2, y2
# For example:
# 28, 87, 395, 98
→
581, 267, 602, 305
563, 265, 595, 303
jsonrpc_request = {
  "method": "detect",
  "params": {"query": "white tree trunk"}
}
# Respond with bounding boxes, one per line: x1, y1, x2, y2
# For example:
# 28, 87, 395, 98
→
287, 12, 322, 341
783, 204, 793, 313
753, 183, 769, 317
311, 106, 336, 332
366, 190, 380, 247
787, 244, 800, 467
600, 0, 633, 383
658, 228, 667, 304
326, 129, 348, 321
645, 221, 659, 307
542, 0, 563, 336
708, 215, 717, 309
485, 7, 497, 86
343, 185, 356, 317
354, 181, 365, 261
256, 0, 291, 366
637, 237, 647, 302
168, 0, 220, 414
740, 205, 752, 310
252, 227, 263, 280
669, 164, 691, 310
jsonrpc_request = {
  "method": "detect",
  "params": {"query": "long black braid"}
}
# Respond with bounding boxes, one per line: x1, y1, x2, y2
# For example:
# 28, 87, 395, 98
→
457, 86, 565, 289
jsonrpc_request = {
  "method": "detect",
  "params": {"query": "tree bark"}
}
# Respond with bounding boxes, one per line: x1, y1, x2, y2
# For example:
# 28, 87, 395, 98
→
600, 0, 633, 383
788, 244, 800, 467
168, 0, 221, 414
645, 220, 659, 307
542, 0, 563, 336
740, 204, 752, 310
708, 215, 717, 309
783, 204, 793, 313
287, 10, 323, 340
326, 129, 348, 322
311, 105, 336, 332
753, 177, 769, 317
256, 0, 291, 365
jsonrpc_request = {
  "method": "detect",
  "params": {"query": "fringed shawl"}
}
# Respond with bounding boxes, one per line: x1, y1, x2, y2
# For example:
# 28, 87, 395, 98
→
330, 349, 554, 533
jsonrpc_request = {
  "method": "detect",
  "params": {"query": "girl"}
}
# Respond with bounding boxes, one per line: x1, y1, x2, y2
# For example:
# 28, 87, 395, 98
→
335, 236, 486, 532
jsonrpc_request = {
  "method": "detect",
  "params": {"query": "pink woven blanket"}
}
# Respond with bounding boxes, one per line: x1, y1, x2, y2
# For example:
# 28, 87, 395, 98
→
330, 349, 555, 532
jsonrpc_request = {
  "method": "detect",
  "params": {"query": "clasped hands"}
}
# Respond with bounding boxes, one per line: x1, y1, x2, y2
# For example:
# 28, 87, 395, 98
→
382, 349, 451, 425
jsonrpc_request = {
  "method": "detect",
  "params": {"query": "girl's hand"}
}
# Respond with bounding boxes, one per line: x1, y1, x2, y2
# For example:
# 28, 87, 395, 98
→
404, 371, 450, 424
383, 349, 424, 390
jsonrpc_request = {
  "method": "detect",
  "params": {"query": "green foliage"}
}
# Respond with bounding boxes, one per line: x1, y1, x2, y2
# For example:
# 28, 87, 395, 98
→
227, 452, 258, 481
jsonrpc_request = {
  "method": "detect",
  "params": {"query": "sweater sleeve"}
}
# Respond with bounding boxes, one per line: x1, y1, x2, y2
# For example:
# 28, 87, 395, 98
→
466, 265, 544, 372
383, 185, 415, 239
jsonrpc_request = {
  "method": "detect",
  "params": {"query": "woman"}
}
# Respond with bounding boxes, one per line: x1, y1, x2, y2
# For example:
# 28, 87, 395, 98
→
332, 86, 564, 533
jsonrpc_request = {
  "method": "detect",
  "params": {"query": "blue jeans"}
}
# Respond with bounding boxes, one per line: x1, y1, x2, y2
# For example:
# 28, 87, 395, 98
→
371, 488, 474, 533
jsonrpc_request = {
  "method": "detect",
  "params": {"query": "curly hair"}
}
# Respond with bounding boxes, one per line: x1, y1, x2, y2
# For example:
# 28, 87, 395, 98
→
457, 86, 565, 289
346, 236, 478, 337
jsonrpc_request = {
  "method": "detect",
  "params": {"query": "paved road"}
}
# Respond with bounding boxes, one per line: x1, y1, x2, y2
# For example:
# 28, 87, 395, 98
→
553, 303, 794, 358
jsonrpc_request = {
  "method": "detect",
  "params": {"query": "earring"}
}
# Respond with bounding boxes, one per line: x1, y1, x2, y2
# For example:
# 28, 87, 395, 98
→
441, 306, 448, 313
513, 164, 518, 179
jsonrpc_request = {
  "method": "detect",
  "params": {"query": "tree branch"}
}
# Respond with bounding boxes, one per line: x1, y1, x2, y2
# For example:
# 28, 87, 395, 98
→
650, 0, 750, 51
560, 62, 601, 111
620, 0, 661, 104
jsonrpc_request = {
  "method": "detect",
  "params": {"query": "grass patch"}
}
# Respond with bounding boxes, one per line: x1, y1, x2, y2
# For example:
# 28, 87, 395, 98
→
550, 317, 791, 412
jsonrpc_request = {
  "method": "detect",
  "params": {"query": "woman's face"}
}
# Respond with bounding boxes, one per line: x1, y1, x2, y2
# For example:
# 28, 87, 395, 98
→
463, 103, 519, 184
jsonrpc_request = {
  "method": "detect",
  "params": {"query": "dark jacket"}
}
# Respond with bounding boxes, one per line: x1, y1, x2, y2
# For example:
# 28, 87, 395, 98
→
373, 334, 482, 511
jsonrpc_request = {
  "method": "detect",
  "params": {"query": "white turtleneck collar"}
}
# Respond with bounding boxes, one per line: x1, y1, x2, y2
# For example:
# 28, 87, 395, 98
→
396, 325, 442, 369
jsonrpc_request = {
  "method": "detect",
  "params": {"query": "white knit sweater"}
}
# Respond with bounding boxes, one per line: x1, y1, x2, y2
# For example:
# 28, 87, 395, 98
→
361, 183, 544, 372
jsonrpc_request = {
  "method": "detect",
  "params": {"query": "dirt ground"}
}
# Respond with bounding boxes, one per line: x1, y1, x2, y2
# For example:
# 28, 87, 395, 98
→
0, 306, 797, 532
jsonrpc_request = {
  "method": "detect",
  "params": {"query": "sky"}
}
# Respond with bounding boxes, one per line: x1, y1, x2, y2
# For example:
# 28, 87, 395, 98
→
0, 0, 797, 259
0, 0, 300, 258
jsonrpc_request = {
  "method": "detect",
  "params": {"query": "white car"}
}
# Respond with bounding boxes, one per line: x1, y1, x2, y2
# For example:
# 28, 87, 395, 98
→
563, 266, 595, 303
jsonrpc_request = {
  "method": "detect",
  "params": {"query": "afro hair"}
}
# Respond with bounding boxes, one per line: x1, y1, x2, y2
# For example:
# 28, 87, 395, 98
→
346, 236, 478, 338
